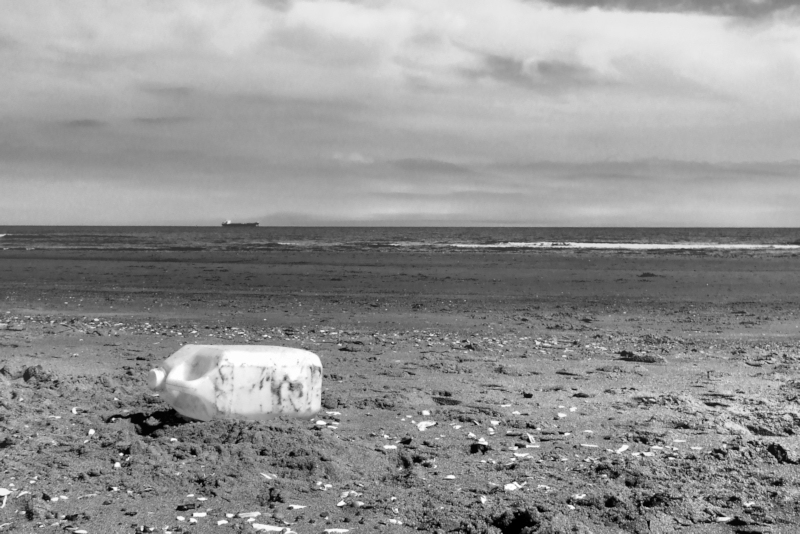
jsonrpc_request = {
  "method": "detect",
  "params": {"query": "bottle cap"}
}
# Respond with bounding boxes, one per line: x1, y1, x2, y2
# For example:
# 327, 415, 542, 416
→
148, 368, 167, 391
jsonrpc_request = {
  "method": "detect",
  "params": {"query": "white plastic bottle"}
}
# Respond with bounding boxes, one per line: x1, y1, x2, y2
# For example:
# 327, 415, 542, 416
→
148, 344, 323, 421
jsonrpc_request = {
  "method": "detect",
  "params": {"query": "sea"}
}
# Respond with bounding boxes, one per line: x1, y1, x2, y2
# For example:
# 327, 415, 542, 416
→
1, 226, 799, 253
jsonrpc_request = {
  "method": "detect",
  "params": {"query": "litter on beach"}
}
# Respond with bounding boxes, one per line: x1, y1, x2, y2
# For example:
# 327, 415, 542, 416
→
417, 421, 437, 431
504, 481, 526, 492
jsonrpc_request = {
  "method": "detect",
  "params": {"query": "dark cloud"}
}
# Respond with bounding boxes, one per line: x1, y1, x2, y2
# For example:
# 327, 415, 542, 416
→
0, 34, 17, 50
539, 0, 800, 18
485, 158, 800, 185
464, 54, 602, 92
255, 0, 293, 12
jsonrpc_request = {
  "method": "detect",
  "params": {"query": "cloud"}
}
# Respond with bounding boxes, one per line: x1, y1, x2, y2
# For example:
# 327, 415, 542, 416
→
2, 1, 800, 224
3, 1, 799, 116
61, 119, 105, 128
540, 0, 800, 18
133, 116, 193, 126
139, 85, 195, 98
256, 0, 293, 12
465, 53, 604, 92
389, 158, 474, 175
333, 152, 373, 164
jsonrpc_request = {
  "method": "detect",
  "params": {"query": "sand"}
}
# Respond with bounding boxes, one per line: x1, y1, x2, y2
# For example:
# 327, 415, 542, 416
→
1, 248, 800, 533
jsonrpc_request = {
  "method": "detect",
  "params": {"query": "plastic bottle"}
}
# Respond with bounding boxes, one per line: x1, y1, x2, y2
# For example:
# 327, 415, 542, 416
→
148, 344, 322, 421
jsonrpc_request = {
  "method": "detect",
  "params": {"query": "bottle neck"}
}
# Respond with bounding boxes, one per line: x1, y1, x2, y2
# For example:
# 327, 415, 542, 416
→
148, 367, 167, 391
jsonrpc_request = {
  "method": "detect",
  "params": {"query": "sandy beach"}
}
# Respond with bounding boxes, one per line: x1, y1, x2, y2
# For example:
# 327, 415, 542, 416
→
2, 248, 800, 533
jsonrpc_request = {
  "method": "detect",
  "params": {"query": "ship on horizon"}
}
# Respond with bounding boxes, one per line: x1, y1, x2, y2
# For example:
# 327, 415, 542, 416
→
221, 220, 259, 227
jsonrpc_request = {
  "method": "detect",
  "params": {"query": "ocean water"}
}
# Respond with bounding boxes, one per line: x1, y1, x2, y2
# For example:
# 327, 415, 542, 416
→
1, 226, 799, 253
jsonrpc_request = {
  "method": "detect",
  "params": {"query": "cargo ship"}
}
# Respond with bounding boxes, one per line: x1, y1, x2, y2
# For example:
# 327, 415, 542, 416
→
221, 220, 259, 227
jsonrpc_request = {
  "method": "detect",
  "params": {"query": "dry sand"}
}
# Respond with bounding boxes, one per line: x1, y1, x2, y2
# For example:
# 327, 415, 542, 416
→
2, 249, 800, 533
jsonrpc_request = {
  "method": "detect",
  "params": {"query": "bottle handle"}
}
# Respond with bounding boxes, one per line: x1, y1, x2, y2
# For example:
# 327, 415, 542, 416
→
165, 369, 217, 401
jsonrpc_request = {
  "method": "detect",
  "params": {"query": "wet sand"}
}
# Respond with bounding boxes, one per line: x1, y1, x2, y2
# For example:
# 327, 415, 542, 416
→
2, 248, 800, 533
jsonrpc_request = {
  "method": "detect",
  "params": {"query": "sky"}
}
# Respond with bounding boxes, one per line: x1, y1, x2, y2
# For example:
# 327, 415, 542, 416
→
1, 0, 800, 226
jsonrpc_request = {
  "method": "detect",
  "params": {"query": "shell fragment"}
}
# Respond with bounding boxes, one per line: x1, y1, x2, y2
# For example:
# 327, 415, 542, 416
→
417, 421, 437, 431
